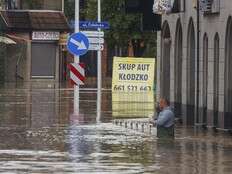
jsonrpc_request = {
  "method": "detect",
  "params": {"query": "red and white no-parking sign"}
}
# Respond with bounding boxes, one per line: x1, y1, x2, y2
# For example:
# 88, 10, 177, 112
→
68, 63, 85, 86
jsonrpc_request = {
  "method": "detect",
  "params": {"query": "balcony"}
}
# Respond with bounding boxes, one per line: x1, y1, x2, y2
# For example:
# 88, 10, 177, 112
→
199, 0, 220, 14
153, 0, 185, 14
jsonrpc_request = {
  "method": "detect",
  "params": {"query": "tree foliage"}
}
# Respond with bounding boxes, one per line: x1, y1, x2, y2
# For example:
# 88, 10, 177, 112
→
22, 0, 42, 9
85, 0, 141, 48
64, 0, 156, 57
64, 0, 85, 21
101, 0, 142, 48
64, 0, 75, 21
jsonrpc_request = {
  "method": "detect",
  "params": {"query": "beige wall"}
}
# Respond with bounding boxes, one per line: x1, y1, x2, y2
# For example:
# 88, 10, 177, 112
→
157, 0, 230, 128
21, 0, 62, 11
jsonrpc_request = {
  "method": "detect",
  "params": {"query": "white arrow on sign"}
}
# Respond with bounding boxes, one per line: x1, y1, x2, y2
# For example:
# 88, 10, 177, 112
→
81, 31, 104, 37
89, 44, 104, 51
70, 38, 87, 50
88, 37, 104, 44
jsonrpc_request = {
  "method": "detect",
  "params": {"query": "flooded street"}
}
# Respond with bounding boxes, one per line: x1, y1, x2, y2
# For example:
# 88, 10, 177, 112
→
0, 84, 232, 174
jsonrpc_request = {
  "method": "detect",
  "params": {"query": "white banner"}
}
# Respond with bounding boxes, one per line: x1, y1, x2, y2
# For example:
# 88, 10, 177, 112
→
32, 31, 60, 41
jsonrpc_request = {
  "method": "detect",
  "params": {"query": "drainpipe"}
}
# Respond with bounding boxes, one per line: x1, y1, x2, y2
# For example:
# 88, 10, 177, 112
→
196, 0, 200, 124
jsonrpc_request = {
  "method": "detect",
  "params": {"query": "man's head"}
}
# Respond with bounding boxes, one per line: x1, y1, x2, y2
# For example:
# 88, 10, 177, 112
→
158, 98, 170, 110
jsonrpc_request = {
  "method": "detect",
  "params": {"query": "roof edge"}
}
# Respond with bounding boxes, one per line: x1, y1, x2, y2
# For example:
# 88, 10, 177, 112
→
0, 9, 63, 13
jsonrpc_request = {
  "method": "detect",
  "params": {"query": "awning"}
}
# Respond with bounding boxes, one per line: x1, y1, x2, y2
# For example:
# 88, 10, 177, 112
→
0, 36, 16, 44
0, 10, 70, 31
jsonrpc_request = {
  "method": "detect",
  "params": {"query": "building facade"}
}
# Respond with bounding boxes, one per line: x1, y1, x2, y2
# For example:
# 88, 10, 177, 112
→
156, 0, 232, 130
0, 0, 69, 83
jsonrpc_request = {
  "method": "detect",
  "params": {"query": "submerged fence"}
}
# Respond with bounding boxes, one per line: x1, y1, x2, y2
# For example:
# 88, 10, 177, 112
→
112, 118, 157, 136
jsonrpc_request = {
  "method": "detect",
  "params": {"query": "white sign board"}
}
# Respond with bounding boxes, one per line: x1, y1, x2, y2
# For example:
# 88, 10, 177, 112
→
81, 31, 104, 37
89, 44, 104, 51
88, 37, 104, 44
32, 31, 60, 40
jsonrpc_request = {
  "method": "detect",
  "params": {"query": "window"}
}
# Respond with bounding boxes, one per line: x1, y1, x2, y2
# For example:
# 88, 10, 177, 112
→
0, 0, 4, 9
0, 0, 63, 10
1, 0, 20, 10
31, 43, 56, 78
172, 0, 185, 13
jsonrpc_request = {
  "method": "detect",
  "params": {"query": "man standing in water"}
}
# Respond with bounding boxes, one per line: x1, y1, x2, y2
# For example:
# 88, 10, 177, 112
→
151, 98, 175, 138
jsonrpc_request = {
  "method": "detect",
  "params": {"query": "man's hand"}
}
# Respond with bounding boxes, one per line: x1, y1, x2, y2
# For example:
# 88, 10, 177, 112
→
149, 117, 156, 127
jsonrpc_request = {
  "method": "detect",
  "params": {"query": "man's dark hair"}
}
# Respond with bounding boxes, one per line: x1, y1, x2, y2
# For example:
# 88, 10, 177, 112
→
163, 98, 170, 106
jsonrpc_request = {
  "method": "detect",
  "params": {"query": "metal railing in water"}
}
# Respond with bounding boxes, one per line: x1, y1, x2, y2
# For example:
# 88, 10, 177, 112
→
112, 118, 157, 136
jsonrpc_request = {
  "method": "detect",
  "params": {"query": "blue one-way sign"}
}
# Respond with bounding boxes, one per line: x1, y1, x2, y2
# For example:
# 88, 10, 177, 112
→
67, 32, 89, 56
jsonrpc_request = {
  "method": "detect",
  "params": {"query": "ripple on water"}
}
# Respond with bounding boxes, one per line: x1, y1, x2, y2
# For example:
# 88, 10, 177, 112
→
1, 121, 232, 174
0, 123, 159, 174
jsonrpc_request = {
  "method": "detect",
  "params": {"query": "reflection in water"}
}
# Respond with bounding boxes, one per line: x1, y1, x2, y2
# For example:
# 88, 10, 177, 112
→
112, 91, 155, 118
96, 89, 102, 123
30, 88, 58, 128
0, 85, 232, 173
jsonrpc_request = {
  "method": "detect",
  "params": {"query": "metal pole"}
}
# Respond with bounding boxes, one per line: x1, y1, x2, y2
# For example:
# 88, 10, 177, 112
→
97, 0, 102, 91
62, 0, 64, 12
96, 0, 102, 123
74, 0, 80, 115
196, 0, 200, 124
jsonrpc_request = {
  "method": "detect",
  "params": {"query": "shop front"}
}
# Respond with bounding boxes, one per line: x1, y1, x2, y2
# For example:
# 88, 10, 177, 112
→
0, 10, 70, 83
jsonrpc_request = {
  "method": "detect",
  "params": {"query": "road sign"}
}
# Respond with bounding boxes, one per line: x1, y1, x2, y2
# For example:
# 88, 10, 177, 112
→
67, 32, 89, 56
88, 37, 104, 44
89, 44, 104, 51
69, 63, 85, 86
81, 31, 104, 37
80, 21, 110, 29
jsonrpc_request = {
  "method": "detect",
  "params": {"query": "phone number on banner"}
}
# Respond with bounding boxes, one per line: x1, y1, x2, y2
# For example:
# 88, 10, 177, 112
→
113, 85, 152, 92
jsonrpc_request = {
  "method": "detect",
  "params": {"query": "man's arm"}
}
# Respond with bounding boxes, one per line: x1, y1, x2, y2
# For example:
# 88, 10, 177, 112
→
149, 116, 157, 126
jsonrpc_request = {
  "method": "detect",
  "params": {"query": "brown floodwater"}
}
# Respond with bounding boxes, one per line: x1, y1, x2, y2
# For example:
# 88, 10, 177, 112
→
0, 83, 232, 174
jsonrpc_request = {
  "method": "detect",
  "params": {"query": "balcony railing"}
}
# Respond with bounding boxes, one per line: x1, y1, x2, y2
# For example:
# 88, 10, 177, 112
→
153, 0, 185, 14
200, 0, 220, 14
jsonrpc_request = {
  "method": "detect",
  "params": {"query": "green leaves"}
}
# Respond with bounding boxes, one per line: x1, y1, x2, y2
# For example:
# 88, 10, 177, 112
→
64, 0, 156, 57
23, 0, 43, 9
100, 0, 141, 47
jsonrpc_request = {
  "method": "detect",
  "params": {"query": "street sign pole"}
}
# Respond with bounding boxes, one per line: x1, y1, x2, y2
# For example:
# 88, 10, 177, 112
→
74, 0, 80, 115
96, 0, 102, 123
97, 0, 102, 92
